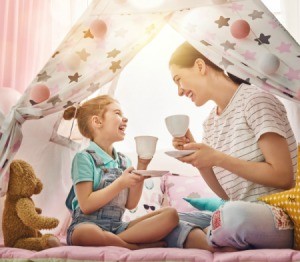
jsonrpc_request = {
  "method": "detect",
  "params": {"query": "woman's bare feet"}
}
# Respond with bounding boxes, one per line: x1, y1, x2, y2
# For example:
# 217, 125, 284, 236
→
213, 246, 238, 252
137, 241, 167, 249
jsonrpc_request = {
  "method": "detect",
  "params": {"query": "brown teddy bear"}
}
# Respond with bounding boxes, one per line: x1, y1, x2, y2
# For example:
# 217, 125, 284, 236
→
2, 159, 60, 251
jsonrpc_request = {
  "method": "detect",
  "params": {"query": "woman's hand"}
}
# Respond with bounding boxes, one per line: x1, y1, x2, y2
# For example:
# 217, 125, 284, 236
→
172, 129, 195, 150
178, 143, 222, 169
137, 157, 151, 170
118, 167, 145, 189
179, 133, 294, 190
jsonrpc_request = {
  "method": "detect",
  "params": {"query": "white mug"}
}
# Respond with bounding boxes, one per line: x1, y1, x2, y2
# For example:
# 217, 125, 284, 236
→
134, 136, 158, 159
165, 114, 189, 137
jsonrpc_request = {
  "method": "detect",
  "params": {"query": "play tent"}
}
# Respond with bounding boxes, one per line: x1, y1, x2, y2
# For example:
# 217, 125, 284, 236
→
1, 0, 300, 236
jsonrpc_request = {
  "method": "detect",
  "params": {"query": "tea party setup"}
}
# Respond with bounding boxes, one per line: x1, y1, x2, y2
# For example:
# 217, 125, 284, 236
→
1, 0, 300, 261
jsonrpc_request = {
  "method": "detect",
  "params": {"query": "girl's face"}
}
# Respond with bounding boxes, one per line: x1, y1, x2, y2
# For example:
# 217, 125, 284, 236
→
98, 102, 128, 142
170, 61, 210, 106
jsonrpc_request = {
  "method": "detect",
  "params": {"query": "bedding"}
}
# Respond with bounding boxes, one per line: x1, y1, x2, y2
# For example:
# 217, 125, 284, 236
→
1, 242, 300, 262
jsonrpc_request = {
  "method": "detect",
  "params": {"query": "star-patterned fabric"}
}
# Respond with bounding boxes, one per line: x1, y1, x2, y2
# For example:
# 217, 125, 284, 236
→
0, 0, 300, 197
259, 146, 300, 250
168, 0, 300, 100
0, 1, 170, 196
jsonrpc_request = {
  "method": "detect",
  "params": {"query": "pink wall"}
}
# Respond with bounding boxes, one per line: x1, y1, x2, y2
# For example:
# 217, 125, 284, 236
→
0, 0, 53, 93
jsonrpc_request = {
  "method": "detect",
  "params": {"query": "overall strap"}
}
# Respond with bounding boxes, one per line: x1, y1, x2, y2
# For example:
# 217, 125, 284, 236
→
86, 149, 104, 167
65, 150, 104, 212
117, 152, 128, 170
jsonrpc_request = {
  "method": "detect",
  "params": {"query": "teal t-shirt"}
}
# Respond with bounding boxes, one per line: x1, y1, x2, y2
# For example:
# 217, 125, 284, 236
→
71, 141, 131, 210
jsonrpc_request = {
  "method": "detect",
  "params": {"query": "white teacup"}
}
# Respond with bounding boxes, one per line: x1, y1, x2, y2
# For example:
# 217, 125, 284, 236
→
165, 114, 189, 137
134, 136, 158, 159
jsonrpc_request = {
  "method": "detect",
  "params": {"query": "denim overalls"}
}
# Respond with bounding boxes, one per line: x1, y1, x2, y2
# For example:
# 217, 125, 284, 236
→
66, 149, 130, 245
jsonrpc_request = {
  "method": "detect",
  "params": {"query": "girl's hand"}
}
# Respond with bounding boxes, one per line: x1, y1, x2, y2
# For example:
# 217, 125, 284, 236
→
117, 167, 145, 188
178, 143, 222, 169
172, 129, 195, 150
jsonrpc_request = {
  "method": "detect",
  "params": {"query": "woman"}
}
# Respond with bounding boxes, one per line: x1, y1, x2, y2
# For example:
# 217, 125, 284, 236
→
166, 41, 298, 251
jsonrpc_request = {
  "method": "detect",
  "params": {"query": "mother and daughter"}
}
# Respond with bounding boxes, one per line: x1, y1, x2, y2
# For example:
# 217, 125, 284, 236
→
64, 41, 297, 251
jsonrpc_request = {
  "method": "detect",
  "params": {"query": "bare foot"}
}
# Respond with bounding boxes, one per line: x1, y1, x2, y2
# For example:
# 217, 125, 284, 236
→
124, 241, 166, 250
213, 246, 238, 252
137, 241, 167, 249
47, 236, 61, 248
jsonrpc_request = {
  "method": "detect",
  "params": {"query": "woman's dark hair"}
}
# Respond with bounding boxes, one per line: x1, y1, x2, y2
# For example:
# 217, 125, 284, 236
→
169, 41, 249, 85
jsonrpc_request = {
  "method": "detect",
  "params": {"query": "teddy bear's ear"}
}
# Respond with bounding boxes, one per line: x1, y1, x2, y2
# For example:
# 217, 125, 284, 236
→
10, 160, 25, 176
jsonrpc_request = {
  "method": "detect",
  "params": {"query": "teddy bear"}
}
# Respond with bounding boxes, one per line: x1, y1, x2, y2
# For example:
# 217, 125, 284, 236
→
2, 159, 60, 251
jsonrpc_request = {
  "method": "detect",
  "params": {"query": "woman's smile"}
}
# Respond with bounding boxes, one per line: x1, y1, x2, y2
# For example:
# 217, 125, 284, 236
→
186, 90, 194, 102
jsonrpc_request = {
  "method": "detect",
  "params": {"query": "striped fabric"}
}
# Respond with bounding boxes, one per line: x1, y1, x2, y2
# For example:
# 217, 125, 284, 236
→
203, 84, 298, 201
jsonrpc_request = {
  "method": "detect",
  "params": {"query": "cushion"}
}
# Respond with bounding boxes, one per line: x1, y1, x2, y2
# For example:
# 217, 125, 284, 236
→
184, 197, 226, 212
259, 145, 300, 250
122, 177, 164, 222
161, 174, 216, 212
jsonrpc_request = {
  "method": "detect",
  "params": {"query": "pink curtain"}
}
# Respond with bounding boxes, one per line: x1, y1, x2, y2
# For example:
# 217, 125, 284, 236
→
0, 0, 54, 93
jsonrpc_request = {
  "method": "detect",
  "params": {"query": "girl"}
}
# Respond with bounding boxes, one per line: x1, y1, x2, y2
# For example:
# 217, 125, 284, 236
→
64, 95, 179, 249
166, 41, 298, 251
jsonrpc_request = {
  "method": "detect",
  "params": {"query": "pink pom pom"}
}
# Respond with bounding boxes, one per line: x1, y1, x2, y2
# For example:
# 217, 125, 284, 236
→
230, 19, 250, 39
30, 84, 50, 104
90, 19, 107, 39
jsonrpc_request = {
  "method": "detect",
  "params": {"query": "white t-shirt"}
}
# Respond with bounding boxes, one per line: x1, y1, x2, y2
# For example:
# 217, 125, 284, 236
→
202, 84, 298, 201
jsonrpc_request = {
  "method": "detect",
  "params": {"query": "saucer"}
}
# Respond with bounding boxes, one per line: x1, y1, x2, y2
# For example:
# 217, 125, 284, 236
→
164, 150, 196, 158
132, 170, 170, 177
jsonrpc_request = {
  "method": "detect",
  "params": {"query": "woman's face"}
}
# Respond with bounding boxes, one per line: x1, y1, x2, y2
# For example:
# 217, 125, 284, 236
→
170, 61, 210, 106
99, 102, 128, 142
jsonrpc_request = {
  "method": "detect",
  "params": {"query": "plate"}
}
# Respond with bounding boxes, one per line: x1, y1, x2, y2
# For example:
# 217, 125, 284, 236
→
164, 150, 196, 158
132, 170, 170, 177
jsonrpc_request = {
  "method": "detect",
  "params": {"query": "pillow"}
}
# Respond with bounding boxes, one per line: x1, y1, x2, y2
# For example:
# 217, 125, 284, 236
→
122, 177, 165, 222
184, 197, 226, 212
161, 174, 216, 212
259, 145, 300, 250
